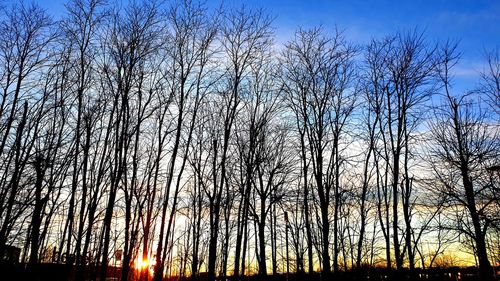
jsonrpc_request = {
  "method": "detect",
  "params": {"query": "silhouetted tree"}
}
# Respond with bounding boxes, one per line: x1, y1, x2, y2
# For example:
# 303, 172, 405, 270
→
429, 43, 499, 281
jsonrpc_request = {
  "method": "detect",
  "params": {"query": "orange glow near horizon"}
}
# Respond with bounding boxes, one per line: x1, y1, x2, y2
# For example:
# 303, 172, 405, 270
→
134, 255, 156, 272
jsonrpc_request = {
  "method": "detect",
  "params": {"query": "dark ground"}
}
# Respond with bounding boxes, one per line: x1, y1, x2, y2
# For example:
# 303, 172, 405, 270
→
0, 263, 499, 281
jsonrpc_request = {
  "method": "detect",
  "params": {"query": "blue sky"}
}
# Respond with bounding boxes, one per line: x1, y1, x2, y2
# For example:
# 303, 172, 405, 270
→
223, 0, 499, 92
33, 0, 499, 92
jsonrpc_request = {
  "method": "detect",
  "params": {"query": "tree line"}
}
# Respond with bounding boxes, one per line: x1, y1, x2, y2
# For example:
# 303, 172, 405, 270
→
0, 0, 498, 281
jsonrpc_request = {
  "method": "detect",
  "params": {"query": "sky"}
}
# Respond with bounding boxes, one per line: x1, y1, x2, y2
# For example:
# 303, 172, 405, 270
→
33, 0, 499, 93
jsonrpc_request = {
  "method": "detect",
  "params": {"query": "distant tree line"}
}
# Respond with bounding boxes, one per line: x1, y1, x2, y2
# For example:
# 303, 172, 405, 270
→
0, 0, 498, 281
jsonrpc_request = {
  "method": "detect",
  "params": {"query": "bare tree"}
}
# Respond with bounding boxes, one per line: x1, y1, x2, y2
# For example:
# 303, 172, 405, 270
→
152, 1, 218, 280
0, 2, 55, 260
204, 7, 273, 281
282, 27, 356, 278
364, 31, 438, 276
95, 3, 165, 279
479, 49, 499, 115
356, 61, 382, 268
26, 45, 73, 272
428, 43, 499, 281
55, 2, 107, 279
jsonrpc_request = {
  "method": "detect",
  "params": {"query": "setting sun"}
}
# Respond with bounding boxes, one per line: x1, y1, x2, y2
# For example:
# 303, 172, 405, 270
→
135, 256, 155, 271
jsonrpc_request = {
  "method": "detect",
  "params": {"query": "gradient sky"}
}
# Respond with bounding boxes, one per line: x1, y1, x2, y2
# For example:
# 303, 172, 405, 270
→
34, 0, 499, 93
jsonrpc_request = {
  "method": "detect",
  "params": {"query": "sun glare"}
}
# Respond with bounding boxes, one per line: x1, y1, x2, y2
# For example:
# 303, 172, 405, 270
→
135, 256, 155, 270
